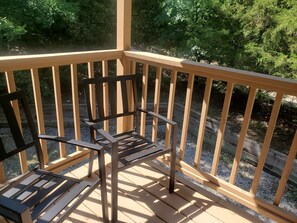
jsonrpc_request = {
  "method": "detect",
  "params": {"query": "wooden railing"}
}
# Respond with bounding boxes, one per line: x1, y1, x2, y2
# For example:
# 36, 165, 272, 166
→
0, 49, 122, 178
0, 49, 296, 222
125, 51, 297, 223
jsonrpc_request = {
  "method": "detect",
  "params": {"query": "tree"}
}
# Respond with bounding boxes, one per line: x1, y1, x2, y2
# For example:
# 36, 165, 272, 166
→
0, 0, 115, 54
0, 0, 79, 54
153, 0, 297, 79
229, 0, 297, 79
159, 0, 244, 66
69, 0, 115, 50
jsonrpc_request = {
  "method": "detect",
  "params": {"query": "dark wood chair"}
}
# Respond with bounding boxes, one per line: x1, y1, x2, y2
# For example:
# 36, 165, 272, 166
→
83, 74, 177, 222
0, 91, 108, 223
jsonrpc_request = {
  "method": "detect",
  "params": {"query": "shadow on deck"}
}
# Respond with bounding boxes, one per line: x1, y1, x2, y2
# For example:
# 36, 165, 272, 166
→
63, 155, 265, 223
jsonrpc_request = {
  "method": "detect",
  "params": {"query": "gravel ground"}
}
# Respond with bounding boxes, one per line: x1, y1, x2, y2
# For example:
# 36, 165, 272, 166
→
179, 130, 296, 222
1, 124, 296, 222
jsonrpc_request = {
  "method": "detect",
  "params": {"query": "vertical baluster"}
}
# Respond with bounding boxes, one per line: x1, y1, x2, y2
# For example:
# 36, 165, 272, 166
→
126, 60, 135, 131
31, 68, 49, 163
0, 162, 4, 183
250, 92, 283, 194
152, 67, 162, 142
165, 70, 177, 149
140, 64, 148, 136
194, 78, 213, 167
5, 71, 28, 173
102, 60, 109, 131
52, 66, 66, 158
229, 87, 257, 184
70, 64, 81, 151
87, 62, 96, 176
274, 130, 297, 205
211, 82, 234, 175
179, 73, 194, 160
88, 62, 96, 121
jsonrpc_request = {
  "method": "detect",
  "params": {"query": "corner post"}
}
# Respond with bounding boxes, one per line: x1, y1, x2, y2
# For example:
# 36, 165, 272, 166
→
117, 0, 132, 133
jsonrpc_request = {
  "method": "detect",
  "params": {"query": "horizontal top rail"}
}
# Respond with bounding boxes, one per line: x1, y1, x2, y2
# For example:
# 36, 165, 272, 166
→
125, 51, 297, 95
0, 49, 123, 71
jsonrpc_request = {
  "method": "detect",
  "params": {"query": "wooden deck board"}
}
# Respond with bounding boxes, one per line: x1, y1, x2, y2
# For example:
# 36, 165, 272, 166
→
62, 156, 264, 223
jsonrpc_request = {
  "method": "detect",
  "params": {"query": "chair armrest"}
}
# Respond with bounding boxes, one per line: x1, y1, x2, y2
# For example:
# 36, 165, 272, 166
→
82, 119, 94, 127
90, 125, 118, 144
138, 108, 177, 126
82, 119, 118, 144
38, 135, 104, 152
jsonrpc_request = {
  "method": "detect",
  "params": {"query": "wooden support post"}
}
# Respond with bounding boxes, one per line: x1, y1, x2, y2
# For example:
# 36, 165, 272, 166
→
116, 0, 132, 133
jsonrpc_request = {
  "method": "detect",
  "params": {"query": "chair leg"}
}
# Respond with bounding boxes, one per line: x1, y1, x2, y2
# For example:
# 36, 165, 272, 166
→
88, 129, 95, 177
98, 150, 109, 222
111, 143, 118, 223
111, 171, 118, 223
88, 150, 95, 177
169, 149, 176, 193
169, 125, 177, 193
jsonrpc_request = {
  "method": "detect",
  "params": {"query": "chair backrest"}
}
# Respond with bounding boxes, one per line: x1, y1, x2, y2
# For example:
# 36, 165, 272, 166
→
0, 91, 44, 168
83, 75, 138, 124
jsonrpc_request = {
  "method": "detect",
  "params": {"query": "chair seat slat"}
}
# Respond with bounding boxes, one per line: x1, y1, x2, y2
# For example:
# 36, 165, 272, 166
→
119, 143, 156, 159
36, 181, 92, 223
23, 175, 64, 208
15, 174, 55, 202
121, 146, 163, 165
3, 172, 43, 199
31, 180, 76, 220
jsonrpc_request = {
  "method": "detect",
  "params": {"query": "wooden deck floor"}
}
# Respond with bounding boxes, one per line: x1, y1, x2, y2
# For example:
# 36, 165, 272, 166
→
63, 158, 264, 223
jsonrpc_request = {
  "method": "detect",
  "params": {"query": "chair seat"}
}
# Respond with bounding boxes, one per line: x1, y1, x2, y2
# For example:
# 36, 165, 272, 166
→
97, 131, 167, 167
0, 169, 100, 223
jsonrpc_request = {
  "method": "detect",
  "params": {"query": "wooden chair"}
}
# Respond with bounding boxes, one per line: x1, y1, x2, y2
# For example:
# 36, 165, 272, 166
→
0, 91, 108, 223
83, 74, 177, 222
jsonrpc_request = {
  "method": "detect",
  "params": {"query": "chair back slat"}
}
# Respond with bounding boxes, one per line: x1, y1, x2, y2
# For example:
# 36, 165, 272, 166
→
120, 79, 129, 114
83, 75, 138, 123
2, 100, 26, 149
0, 91, 43, 164
96, 81, 105, 119
108, 79, 117, 117
0, 139, 6, 158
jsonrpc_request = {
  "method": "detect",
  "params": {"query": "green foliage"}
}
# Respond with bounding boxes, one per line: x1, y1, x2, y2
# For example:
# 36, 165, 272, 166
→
228, 0, 297, 79
132, 0, 297, 80
0, 0, 79, 53
71, 0, 115, 50
0, 17, 26, 52
0, 0, 115, 54
1, 0, 296, 81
